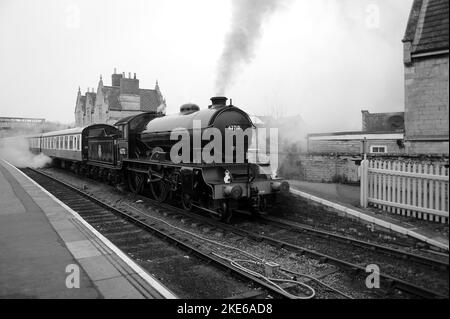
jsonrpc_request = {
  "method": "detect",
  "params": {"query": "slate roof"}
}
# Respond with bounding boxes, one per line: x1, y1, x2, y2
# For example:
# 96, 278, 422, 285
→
140, 89, 161, 112
404, 0, 449, 54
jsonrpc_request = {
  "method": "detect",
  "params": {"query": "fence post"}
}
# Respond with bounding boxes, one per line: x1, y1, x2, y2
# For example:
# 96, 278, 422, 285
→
360, 155, 369, 208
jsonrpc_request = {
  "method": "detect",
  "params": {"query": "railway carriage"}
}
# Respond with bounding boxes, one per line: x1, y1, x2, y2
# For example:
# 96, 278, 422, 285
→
28, 124, 120, 179
40, 127, 83, 162
29, 135, 42, 154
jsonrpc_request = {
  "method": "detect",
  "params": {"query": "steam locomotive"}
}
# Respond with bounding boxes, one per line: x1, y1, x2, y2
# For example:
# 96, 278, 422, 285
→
28, 97, 289, 222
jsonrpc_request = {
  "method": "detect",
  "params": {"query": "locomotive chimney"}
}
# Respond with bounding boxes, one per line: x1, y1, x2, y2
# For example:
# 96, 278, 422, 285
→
209, 96, 228, 109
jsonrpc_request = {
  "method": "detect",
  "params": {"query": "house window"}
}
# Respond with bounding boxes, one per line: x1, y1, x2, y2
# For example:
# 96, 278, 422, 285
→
370, 145, 387, 154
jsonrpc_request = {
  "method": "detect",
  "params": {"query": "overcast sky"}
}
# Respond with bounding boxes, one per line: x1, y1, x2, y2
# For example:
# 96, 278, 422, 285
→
0, 0, 413, 133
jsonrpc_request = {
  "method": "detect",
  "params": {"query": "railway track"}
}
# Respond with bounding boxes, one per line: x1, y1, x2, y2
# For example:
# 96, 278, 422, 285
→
116, 195, 449, 299
23, 167, 350, 299
28, 167, 449, 299
256, 215, 449, 268
122, 195, 449, 299
135, 202, 449, 299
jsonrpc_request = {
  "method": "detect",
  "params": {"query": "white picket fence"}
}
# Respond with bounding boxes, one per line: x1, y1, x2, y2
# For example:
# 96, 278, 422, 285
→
360, 159, 449, 223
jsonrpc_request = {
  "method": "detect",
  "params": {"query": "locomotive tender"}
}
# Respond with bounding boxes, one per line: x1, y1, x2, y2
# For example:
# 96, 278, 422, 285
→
28, 97, 289, 222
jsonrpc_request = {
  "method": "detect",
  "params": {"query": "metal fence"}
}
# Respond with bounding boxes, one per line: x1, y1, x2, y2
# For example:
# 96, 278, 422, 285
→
360, 159, 449, 223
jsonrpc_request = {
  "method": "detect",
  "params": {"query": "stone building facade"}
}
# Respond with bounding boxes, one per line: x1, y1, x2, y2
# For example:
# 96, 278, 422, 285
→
75, 71, 166, 126
403, 0, 449, 155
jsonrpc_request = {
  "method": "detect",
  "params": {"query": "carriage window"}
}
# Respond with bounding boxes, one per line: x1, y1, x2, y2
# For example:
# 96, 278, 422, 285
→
69, 136, 73, 150
65, 136, 68, 149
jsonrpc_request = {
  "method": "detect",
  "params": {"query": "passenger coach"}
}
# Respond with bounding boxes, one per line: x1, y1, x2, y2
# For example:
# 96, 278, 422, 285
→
28, 124, 119, 170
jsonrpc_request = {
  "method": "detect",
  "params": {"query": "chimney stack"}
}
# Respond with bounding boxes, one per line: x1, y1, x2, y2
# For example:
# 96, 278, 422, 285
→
209, 96, 228, 109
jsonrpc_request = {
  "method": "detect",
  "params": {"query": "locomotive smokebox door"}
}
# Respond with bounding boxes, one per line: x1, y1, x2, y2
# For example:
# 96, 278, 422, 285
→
181, 167, 194, 195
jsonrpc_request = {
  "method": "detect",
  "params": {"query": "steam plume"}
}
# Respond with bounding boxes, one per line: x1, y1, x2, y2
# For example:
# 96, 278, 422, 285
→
0, 135, 51, 168
215, 0, 288, 95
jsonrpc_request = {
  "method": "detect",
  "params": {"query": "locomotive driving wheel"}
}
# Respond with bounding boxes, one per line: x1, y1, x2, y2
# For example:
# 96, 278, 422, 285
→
211, 201, 232, 223
181, 193, 193, 211
150, 179, 170, 202
251, 196, 267, 217
128, 171, 144, 194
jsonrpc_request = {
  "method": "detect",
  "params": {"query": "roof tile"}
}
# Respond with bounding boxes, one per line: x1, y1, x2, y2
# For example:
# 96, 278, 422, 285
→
404, 0, 449, 54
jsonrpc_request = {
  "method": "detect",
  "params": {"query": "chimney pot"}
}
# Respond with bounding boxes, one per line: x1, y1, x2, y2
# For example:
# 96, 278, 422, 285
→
210, 96, 228, 108
134, 73, 136, 79
128, 72, 131, 78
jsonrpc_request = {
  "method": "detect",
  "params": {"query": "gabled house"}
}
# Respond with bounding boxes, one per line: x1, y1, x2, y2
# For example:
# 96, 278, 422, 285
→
75, 70, 166, 126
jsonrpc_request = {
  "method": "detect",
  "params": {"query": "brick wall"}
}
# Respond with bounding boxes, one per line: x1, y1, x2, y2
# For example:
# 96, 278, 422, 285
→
404, 55, 449, 154
279, 154, 360, 183
405, 140, 449, 154
308, 139, 405, 155
278, 153, 449, 184
362, 111, 404, 132
308, 140, 361, 154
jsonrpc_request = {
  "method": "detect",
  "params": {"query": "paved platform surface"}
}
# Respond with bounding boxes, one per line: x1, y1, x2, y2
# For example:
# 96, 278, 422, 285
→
0, 159, 176, 299
288, 180, 449, 251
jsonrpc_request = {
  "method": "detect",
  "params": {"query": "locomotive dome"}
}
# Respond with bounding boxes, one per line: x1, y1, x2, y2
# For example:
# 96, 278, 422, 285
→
179, 103, 200, 115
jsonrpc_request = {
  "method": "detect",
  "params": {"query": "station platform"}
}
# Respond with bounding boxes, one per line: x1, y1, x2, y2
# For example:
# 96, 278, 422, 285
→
288, 180, 449, 251
0, 159, 177, 299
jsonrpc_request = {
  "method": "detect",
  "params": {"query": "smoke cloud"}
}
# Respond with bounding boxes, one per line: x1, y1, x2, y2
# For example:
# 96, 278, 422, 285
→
0, 135, 51, 168
215, 0, 289, 95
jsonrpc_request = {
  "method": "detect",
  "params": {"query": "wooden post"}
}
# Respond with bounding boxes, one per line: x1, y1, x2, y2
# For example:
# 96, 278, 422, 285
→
360, 155, 369, 208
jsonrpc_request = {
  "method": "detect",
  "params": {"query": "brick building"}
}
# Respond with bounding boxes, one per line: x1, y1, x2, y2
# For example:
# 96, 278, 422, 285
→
361, 110, 404, 132
307, 109, 405, 156
307, 131, 405, 155
75, 70, 166, 126
403, 0, 449, 154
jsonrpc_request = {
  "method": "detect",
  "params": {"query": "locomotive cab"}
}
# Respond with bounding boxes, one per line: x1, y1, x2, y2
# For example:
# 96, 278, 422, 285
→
114, 112, 161, 166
